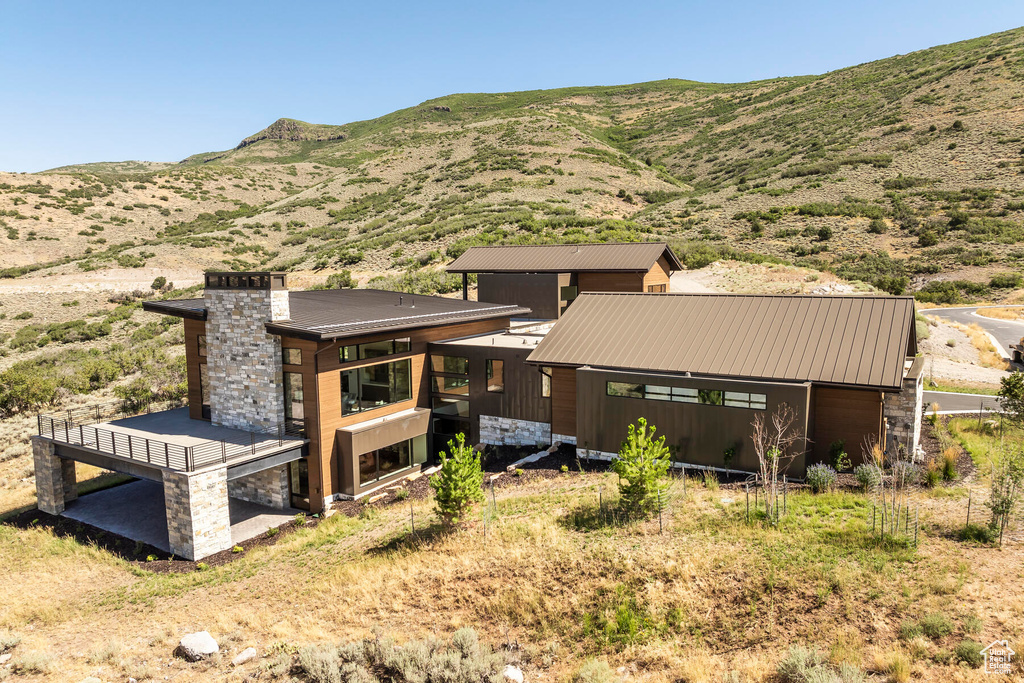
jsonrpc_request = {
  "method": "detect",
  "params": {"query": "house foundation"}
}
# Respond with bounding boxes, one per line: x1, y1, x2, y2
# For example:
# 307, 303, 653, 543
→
228, 465, 290, 509
163, 468, 232, 561
479, 415, 551, 447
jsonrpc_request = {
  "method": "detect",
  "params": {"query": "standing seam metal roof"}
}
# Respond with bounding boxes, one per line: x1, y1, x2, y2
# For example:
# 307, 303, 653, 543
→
526, 293, 917, 391
445, 242, 684, 273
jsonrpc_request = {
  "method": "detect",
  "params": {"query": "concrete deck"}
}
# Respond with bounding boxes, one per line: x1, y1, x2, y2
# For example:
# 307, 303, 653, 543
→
62, 480, 302, 553
44, 407, 306, 473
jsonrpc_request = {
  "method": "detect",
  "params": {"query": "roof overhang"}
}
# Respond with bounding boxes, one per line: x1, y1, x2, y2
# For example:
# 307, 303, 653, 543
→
141, 300, 207, 320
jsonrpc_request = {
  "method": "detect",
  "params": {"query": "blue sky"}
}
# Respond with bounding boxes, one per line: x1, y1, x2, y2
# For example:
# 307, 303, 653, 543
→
1, 1, 1022, 172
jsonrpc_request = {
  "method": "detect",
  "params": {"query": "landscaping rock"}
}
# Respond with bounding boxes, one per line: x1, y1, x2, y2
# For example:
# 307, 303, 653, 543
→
177, 631, 219, 661
503, 664, 524, 683
232, 647, 258, 666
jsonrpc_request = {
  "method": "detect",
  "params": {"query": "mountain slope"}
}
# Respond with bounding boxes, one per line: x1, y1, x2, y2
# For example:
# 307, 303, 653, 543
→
2, 26, 1024, 301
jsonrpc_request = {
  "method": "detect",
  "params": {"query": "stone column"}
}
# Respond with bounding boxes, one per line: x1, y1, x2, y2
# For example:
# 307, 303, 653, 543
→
227, 465, 291, 509
32, 438, 76, 515
163, 468, 232, 561
884, 370, 924, 458
204, 282, 290, 433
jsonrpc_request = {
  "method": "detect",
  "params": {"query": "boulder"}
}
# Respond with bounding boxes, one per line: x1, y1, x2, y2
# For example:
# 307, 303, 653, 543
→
232, 647, 258, 666
503, 664, 524, 683
177, 631, 219, 661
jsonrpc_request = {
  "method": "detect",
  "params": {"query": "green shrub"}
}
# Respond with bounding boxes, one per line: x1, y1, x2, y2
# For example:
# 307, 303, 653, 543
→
776, 644, 866, 682
958, 523, 996, 543
325, 270, 355, 289
12, 311, 32, 320
962, 614, 983, 635
805, 464, 837, 493
611, 418, 671, 517
829, 440, 851, 471
297, 628, 504, 683
430, 432, 484, 528
920, 612, 953, 639
151, 276, 167, 291
867, 218, 887, 234
898, 621, 923, 641
854, 463, 882, 491
573, 659, 621, 683
953, 640, 984, 668
990, 272, 1022, 289
0, 633, 20, 653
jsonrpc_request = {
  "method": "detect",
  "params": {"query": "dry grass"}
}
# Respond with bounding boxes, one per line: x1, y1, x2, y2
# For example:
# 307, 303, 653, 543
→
960, 323, 1009, 370
0, 471, 1015, 681
975, 306, 1024, 322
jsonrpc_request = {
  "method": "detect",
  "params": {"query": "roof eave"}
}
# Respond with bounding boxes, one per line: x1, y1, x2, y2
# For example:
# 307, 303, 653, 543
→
141, 300, 207, 321
266, 306, 532, 341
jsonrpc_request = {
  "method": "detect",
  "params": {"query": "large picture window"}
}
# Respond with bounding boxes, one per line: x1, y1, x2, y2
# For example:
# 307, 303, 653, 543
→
341, 358, 412, 416
430, 355, 468, 374
358, 435, 427, 486
340, 338, 411, 364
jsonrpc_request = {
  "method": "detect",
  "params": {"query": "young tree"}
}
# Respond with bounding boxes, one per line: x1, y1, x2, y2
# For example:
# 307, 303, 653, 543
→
430, 432, 484, 528
611, 417, 671, 517
989, 445, 1024, 542
998, 372, 1024, 427
751, 403, 803, 524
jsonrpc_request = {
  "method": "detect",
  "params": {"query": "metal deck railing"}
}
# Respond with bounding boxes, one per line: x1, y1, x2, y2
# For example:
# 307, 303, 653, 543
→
36, 399, 306, 472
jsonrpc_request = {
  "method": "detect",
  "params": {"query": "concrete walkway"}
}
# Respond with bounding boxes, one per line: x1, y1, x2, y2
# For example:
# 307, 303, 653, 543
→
62, 479, 302, 553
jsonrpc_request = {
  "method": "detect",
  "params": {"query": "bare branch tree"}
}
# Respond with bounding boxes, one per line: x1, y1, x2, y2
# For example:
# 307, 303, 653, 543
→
751, 403, 804, 524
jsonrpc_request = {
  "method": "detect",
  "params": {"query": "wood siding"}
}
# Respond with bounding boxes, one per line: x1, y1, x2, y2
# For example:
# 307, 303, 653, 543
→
810, 386, 884, 465
643, 256, 672, 292
183, 319, 207, 421
550, 366, 578, 437
577, 271, 646, 293
311, 317, 512, 506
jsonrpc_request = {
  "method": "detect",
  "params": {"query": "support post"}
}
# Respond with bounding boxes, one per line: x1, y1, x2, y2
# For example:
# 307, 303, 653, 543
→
462, 273, 468, 301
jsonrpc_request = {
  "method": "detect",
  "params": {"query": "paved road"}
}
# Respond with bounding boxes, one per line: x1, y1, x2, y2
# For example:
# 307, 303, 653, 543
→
920, 306, 1024, 359
923, 390, 1002, 414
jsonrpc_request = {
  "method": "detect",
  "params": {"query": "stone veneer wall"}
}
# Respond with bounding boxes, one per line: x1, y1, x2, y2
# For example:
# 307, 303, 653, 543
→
884, 371, 924, 458
32, 438, 77, 515
551, 433, 577, 446
204, 287, 290, 433
227, 465, 290, 509
479, 415, 551, 447
163, 468, 232, 561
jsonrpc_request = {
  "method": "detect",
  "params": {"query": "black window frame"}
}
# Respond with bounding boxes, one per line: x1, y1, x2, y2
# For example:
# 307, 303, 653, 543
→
283, 347, 302, 366
486, 359, 504, 393
340, 357, 413, 416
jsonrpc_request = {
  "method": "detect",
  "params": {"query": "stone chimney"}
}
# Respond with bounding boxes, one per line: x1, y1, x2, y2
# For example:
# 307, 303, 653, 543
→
203, 272, 290, 433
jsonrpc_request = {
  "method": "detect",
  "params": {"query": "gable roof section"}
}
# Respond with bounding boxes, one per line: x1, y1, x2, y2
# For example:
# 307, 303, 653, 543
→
143, 289, 530, 341
526, 293, 917, 391
446, 242, 683, 274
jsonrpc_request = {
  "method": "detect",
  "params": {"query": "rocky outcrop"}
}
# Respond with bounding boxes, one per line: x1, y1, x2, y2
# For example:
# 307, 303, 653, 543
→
236, 118, 346, 149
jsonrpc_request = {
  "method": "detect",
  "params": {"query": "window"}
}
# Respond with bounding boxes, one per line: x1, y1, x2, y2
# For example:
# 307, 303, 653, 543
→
606, 381, 644, 398
541, 367, 552, 398
698, 389, 724, 406
357, 435, 427, 486
199, 362, 211, 418
283, 347, 302, 366
289, 459, 309, 508
431, 375, 469, 395
284, 372, 304, 419
430, 355, 468, 374
432, 397, 470, 447
197, 335, 207, 357
560, 285, 578, 301
647, 284, 667, 293
486, 359, 504, 393
606, 381, 766, 410
340, 338, 411, 364
341, 358, 413, 415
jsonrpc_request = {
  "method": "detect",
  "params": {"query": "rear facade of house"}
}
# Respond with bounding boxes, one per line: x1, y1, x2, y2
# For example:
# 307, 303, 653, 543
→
30, 243, 923, 560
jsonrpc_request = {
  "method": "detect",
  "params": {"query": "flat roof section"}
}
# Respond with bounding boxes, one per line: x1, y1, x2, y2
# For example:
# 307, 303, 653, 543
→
446, 242, 683, 274
433, 330, 548, 350
527, 293, 918, 392
143, 289, 532, 341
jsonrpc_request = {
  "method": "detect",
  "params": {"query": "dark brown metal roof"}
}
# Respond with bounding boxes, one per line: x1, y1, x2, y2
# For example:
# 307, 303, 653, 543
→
446, 242, 683, 274
527, 293, 917, 391
143, 290, 530, 341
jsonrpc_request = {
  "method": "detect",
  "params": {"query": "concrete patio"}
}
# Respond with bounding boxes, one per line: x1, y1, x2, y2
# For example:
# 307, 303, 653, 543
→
62, 480, 303, 554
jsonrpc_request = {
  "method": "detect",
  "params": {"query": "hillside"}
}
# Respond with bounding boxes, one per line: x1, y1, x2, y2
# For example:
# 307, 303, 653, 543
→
2, 28, 1024, 303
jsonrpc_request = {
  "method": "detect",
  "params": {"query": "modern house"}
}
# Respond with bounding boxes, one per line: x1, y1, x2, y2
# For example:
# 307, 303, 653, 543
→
30, 247, 923, 560
446, 242, 683, 317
